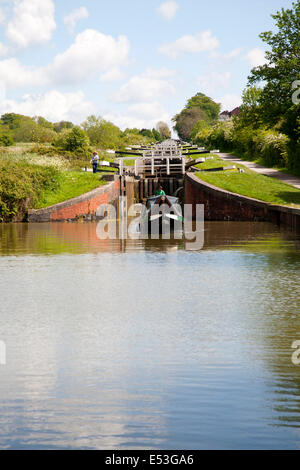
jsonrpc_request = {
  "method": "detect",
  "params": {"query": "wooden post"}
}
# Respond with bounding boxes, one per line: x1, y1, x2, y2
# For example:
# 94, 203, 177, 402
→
151, 157, 155, 176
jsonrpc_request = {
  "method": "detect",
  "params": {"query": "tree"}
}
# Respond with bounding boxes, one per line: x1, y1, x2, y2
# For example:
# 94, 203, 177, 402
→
140, 128, 153, 138
53, 121, 74, 133
186, 93, 221, 121
151, 128, 161, 141
53, 127, 89, 152
82, 115, 121, 149
34, 116, 54, 130
1, 113, 25, 129
172, 93, 221, 140
248, 1, 300, 134
156, 121, 171, 139
173, 108, 207, 141
237, 86, 264, 128
65, 127, 89, 151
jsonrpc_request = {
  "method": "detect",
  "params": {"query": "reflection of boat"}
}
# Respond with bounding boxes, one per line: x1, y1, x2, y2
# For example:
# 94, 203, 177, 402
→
145, 195, 184, 233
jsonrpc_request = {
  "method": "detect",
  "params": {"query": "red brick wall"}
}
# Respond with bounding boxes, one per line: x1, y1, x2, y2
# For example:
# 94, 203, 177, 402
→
50, 192, 110, 221
185, 173, 267, 221
185, 173, 300, 231
29, 178, 120, 222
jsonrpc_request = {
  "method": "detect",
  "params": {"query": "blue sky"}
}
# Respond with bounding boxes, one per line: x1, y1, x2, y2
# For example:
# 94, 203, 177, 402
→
0, 0, 295, 129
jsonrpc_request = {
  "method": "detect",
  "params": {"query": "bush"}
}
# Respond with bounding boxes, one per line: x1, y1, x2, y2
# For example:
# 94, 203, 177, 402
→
0, 161, 61, 221
0, 133, 14, 147
194, 120, 290, 168
195, 121, 234, 151
64, 127, 89, 152
253, 129, 289, 166
52, 127, 91, 156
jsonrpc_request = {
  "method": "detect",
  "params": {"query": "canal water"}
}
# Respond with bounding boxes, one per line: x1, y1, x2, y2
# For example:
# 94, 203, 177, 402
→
0, 221, 299, 450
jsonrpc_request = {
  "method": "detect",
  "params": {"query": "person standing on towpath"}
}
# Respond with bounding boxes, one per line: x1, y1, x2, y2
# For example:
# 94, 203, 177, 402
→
91, 152, 99, 174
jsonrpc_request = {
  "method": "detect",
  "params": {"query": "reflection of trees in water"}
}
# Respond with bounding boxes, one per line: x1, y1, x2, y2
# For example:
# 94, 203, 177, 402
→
0, 223, 29, 254
0, 221, 299, 256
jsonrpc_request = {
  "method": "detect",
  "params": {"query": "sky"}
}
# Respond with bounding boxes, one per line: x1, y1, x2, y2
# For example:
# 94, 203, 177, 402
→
0, 0, 295, 130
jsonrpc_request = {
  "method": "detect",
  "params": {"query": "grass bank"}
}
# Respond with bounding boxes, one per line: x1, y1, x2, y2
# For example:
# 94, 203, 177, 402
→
0, 147, 107, 221
193, 154, 300, 208
34, 171, 106, 208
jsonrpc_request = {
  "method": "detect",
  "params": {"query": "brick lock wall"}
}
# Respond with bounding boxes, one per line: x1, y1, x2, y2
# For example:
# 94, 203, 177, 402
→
185, 173, 300, 231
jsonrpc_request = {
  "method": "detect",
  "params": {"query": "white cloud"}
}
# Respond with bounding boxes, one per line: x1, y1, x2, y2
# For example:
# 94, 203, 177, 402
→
6, 0, 56, 48
128, 101, 169, 120
208, 48, 243, 66
0, 42, 9, 59
0, 90, 95, 123
64, 6, 89, 34
99, 67, 125, 82
218, 93, 241, 111
0, 58, 46, 88
245, 48, 266, 67
223, 48, 243, 60
157, 1, 178, 20
197, 71, 231, 95
144, 67, 177, 79
159, 30, 220, 58
0, 29, 130, 88
113, 69, 177, 103
49, 29, 130, 85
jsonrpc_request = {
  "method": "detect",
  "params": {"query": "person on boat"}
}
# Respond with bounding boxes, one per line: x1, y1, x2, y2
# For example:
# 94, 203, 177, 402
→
91, 152, 99, 174
155, 186, 166, 196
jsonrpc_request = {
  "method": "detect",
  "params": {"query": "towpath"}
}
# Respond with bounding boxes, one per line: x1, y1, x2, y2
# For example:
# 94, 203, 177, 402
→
219, 152, 300, 190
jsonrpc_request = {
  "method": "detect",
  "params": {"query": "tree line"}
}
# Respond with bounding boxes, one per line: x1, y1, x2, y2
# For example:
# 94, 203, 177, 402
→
0, 112, 171, 153
172, 1, 300, 174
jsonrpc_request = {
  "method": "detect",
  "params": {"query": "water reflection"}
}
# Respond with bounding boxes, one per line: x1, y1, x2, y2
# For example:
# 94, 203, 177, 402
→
0, 221, 299, 256
0, 222, 299, 449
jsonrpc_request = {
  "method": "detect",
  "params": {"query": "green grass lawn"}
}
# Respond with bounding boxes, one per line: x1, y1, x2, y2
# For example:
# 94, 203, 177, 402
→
123, 159, 136, 167
212, 148, 300, 179
35, 171, 106, 209
194, 155, 300, 207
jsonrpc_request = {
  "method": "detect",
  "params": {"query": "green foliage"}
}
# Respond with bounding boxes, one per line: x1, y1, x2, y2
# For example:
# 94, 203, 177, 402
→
0, 133, 14, 147
34, 116, 54, 130
173, 92, 221, 140
151, 128, 161, 141
82, 115, 121, 149
53, 121, 74, 133
64, 126, 89, 152
238, 87, 264, 128
53, 126, 90, 153
1, 113, 25, 129
140, 129, 152, 138
35, 171, 105, 209
0, 160, 61, 221
194, 120, 290, 168
193, 2, 300, 174
1, 113, 56, 143
247, 1, 300, 135
119, 130, 152, 148
186, 93, 221, 121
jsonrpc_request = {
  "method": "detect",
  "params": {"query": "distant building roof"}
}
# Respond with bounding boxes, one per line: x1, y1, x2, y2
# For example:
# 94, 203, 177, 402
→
219, 106, 241, 120
230, 107, 241, 116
